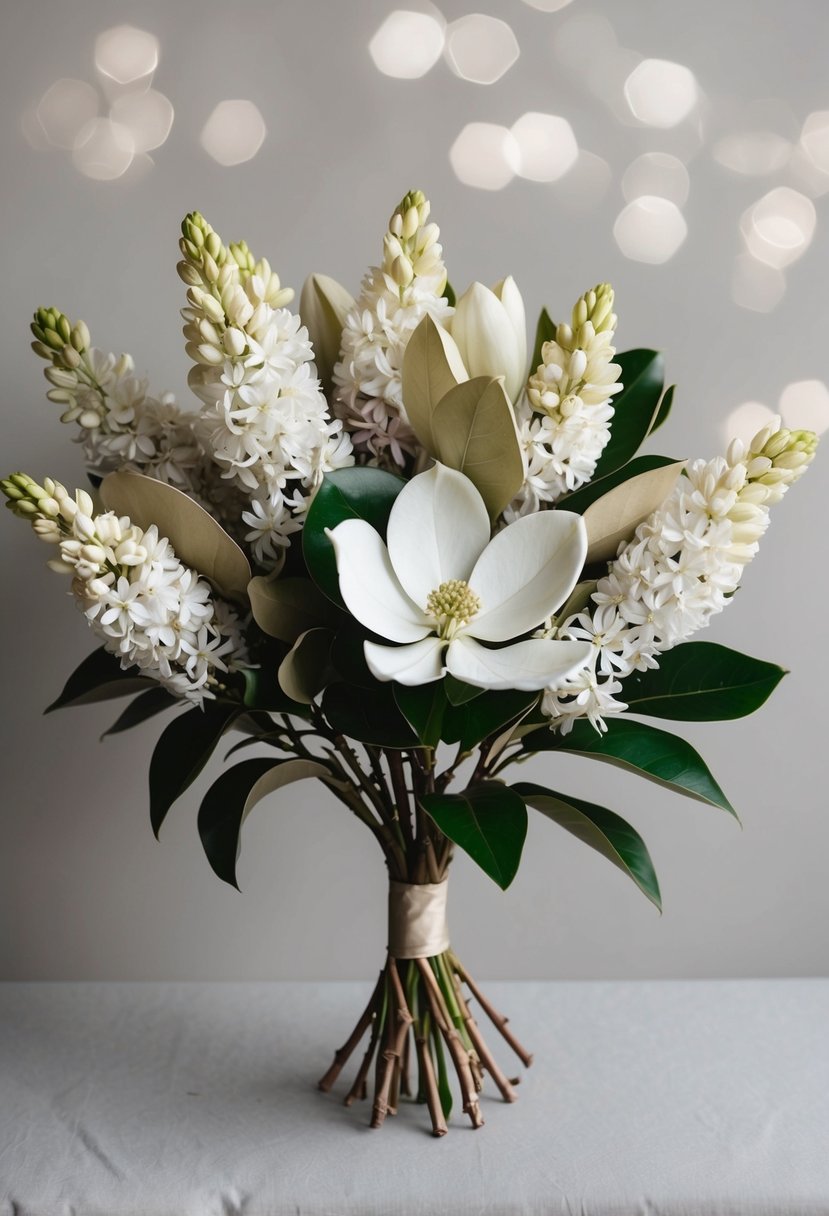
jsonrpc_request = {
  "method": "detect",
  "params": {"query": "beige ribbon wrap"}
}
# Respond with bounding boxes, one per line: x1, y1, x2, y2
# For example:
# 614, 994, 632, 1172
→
387, 879, 450, 959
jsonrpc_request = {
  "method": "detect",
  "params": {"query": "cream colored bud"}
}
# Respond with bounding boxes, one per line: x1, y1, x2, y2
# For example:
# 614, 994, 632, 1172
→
391, 255, 414, 288
79, 410, 102, 429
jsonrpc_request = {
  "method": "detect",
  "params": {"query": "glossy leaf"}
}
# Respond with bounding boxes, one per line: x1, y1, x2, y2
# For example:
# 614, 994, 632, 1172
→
591, 350, 665, 480
277, 628, 334, 704
421, 781, 528, 890
521, 718, 735, 815
149, 702, 240, 837
102, 686, 178, 738
242, 661, 311, 717
394, 682, 447, 749
530, 306, 556, 374
441, 688, 538, 752
431, 376, 525, 520
558, 454, 682, 516
299, 273, 354, 395
322, 682, 418, 748
444, 675, 484, 706
45, 647, 151, 713
248, 575, 339, 643
100, 470, 251, 598
650, 384, 674, 433
514, 782, 661, 910
582, 460, 685, 564
303, 467, 405, 605
198, 757, 336, 888
401, 313, 465, 455
623, 642, 786, 721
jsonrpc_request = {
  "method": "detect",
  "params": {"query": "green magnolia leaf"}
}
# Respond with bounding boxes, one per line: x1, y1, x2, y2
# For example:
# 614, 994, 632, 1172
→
303, 467, 405, 605
149, 702, 240, 837
521, 718, 735, 815
582, 460, 685, 564
45, 647, 151, 713
530, 307, 556, 374
514, 782, 661, 910
441, 688, 538, 753
248, 575, 339, 643
242, 662, 311, 717
277, 628, 334, 704
442, 281, 457, 308
650, 384, 675, 433
102, 686, 178, 738
401, 313, 465, 455
198, 757, 337, 888
444, 674, 484, 706
421, 781, 528, 890
591, 350, 665, 480
431, 376, 525, 520
100, 470, 251, 599
623, 642, 786, 721
394, 682, 447, 749
299, 273, 354, 395
558, 454, 682, 516
322, 681, 417, 748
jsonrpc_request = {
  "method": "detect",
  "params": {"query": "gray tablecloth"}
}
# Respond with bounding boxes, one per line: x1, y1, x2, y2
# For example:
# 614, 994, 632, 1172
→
1, 980, 827, 1215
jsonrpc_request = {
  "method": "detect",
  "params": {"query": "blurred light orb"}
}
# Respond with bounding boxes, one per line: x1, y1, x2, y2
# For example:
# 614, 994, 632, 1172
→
731, 255, 786, 313
613, 196, 687, 264
21, 107, 52, 151
787, 146, 829, 199
624, 58, 698, 128
368, 10, 445, 79
740, 187, 816, 269
201, 100, 266, 166
726, 401, 777, 444
553, 150, 612, 212
712, 131, 791, 176
521, 0, 574, 10
800, 111, 829, 174
72, 117, 135, 180
444, 14, 519, 85
450, 122, 519, 190
511, 112, 578, 182
779, 379, 829, 435
36, 78, 99, 149
110, 89, 173, 153
622, 152, 689, 205
95, 25, 159, 85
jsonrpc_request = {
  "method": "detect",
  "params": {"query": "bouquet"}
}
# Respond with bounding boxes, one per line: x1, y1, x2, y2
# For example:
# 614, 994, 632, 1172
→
4, 190, 817, 1136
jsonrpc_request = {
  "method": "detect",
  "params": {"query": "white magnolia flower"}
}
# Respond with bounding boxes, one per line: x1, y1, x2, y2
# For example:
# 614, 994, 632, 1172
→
450, 277, 527, 404
328, 463, 592, 690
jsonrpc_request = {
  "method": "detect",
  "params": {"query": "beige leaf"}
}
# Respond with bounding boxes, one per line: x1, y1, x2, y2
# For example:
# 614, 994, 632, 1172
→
101, 471, 251, 599
277, 627, 333, 704
242, 758, 345, 827
248, 576, 338, 643
431, 376, 526, 520
583, 461, 685, 565
299, 273, 354, 395
401, 313, 467, 454
555, 579, 598, 625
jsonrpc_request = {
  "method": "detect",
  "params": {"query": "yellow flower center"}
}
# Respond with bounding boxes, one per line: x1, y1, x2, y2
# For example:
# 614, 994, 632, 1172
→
425, 579, 481, 641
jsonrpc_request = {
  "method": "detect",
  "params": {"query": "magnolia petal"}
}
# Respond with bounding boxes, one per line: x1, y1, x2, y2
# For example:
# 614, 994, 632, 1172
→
452, 281, 525, 404
447, 635, 593, 692
364, 636, 446, 685
386, 463, 490, 608
469, 510, 588, 643
327, 519, 430, 643
494, 275, 527, 385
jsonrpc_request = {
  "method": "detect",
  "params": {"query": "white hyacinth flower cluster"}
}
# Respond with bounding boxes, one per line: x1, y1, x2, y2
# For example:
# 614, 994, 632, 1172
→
541, 418, 819, 734
178, 213, 353, 568
4, 474, 248, 706
31, 307, 202, 489
508, 284, 623, 519
333, 190, 452, 466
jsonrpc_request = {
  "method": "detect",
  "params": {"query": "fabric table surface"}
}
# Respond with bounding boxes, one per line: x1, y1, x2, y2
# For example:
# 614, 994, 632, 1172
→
1, 979, 827, 1216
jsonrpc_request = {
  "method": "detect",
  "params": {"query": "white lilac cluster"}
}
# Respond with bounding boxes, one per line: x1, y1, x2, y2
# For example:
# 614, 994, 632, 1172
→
507, 284, 623, 519
178, 213, 353, 569
541, 418, 819, 733
31, 308, 202, 488
332, 190, 452, 466
3, 474, 248, 706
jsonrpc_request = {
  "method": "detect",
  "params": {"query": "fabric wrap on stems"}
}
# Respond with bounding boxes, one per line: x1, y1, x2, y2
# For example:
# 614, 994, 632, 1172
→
388, 879, 450, 959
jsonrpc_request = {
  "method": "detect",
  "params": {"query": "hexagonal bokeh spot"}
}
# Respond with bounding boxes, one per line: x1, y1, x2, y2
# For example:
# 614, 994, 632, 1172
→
110, 89, 174, 154
779, 379, 829, 435
731, 255, 786, 314
201, 100, 266, 167
95, 25, 159, 85
522, 0, 573, 10
613, 196, 687, 264
725, 401, 777, 446
369, 10, 445, 79
712, 131, 791, 176
36, 79, 99, 150
800, 111, 829, 175
445, 14, 519, 85
624, 58, 698, 128
740, 186, 816, 269
622, 153, 689, 206
450, 122, 519, 190
511, 112, 578, 182
72, 118, 135, 181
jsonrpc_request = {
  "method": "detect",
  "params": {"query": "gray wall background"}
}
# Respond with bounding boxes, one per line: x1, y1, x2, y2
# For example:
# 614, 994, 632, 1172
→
1, 0, 827, 981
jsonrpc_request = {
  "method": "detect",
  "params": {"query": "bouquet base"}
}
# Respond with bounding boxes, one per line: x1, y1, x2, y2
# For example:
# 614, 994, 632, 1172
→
318, 950, 532, 1136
